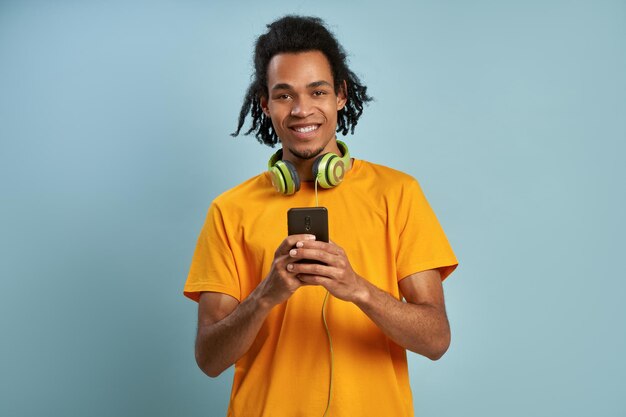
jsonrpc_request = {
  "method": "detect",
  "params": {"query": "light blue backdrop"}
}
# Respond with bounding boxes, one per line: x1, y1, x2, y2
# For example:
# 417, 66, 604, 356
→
1, 1, 624, 416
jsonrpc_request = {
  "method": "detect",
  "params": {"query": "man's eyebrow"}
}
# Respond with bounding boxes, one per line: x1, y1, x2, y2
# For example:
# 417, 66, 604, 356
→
270, 80, 334, 91
307, 80, 333, 89
271, 83, 293, 91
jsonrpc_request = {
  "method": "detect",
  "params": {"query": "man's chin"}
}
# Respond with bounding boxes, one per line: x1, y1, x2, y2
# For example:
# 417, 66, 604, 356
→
288, 146, 325, 161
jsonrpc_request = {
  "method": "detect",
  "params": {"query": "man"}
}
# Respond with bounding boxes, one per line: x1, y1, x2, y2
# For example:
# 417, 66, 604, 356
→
184, 15, 458, 417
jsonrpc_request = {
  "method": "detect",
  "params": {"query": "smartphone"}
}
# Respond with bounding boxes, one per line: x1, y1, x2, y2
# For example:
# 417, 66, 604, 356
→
287, 207, 329, 242
287, 207, 329, 264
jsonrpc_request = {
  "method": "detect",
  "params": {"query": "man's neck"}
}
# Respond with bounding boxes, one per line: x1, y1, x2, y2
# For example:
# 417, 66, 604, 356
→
282, 138, 343, 182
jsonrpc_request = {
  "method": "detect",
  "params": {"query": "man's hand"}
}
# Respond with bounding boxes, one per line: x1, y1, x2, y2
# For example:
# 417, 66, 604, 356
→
285, 240, 369, 303
257, 234, 318, 308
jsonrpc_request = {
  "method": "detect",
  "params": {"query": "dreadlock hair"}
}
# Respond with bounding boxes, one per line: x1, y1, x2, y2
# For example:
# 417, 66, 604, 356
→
231, 15, 373, 147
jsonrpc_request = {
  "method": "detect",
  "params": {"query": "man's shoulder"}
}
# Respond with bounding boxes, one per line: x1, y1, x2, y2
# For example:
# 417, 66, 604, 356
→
349, 159, 427, 206
355, 159, 419, 187
212, 172, 272, 209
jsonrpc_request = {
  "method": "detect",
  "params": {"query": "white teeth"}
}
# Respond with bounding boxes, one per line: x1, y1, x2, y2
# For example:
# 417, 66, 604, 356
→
294, 125, 318, 133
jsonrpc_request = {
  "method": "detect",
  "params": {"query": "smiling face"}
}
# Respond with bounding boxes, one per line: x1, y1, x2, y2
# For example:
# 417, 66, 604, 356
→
261, 50, 347, 163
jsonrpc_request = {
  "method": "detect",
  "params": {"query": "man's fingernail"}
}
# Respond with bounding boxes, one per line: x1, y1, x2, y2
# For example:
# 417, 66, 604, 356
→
296, 241, 304, 248
306, 235, 316, 240
289, 249, 297, 256
287, 264, 294, 271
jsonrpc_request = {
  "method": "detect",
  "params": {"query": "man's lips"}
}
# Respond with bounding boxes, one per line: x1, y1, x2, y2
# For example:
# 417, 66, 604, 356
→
290, 124, 320, 134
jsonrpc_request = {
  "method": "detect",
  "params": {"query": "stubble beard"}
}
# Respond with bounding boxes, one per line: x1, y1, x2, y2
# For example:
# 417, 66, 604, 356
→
288, 145, 326, 161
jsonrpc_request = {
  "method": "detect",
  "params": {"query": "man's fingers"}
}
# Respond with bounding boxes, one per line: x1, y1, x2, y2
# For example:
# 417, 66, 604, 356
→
296, 273, 332, 287
292, 240, 344, 256
288, 246, 339, 265
275, 234, 316, 257
288, 261, 338, 278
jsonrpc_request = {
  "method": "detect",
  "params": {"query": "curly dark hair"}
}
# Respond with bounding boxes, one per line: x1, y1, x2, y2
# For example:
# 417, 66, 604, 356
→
231, 15, 372, 147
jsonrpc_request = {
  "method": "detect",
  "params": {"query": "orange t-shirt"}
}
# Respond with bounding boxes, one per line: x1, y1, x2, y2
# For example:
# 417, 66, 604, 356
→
184, 159, 458, 417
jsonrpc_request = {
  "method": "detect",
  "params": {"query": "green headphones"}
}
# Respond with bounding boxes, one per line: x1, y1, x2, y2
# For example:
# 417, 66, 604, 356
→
267, 140, 351, 195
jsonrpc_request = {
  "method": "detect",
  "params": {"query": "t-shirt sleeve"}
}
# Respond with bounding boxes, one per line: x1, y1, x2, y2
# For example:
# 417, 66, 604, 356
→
395, 178, 458, 281
183, 202, 241, 302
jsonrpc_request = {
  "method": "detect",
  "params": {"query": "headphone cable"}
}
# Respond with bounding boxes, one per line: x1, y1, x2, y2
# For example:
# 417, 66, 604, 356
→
321, 290, 334, 417
315, 175, 333, 417
314, 175, 320, 207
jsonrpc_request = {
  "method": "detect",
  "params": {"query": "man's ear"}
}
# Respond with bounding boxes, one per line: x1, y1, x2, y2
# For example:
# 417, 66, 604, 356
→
337, 80, 348, 110
260, 96, 270, 116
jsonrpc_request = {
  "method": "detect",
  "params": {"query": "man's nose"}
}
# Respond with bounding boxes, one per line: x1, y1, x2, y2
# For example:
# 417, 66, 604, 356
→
290, 96, 313, 117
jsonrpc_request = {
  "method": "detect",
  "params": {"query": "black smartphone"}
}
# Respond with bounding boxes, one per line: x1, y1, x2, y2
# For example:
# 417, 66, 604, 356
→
287, 207, 328, 264
287, 207, 329, 242
287, 207, 329, 264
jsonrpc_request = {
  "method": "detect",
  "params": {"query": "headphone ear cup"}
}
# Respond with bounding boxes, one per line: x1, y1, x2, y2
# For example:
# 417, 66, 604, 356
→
282, 159, 300, 194
269, 160, 300, 195
313, 153, 345, 188
311, 153, 325, 182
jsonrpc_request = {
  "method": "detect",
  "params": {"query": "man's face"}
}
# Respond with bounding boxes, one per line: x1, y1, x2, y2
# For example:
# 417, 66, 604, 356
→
261, 50, 346, 161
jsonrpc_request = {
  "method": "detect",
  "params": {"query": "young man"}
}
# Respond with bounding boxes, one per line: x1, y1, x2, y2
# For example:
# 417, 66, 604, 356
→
184, 16, 458, 417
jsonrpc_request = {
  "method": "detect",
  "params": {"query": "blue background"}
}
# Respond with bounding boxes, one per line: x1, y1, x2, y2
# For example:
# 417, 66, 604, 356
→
1, 1, 624, 416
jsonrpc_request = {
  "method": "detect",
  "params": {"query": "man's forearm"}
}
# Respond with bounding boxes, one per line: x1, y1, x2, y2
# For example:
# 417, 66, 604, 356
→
195, 289, 273, 377
354, 280, 450, 360
196, 238, 314, 377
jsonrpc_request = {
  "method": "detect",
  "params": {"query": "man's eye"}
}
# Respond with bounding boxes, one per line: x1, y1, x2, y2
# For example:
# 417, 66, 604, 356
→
276, 94, 291, 100
313, 91, 327, 96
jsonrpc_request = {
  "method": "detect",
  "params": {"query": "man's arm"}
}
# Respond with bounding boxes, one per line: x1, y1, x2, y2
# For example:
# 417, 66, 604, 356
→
194, 234, 316, 377
288, 241, 450, 360
355, 269, 450, 360
195, 291, 267, 377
